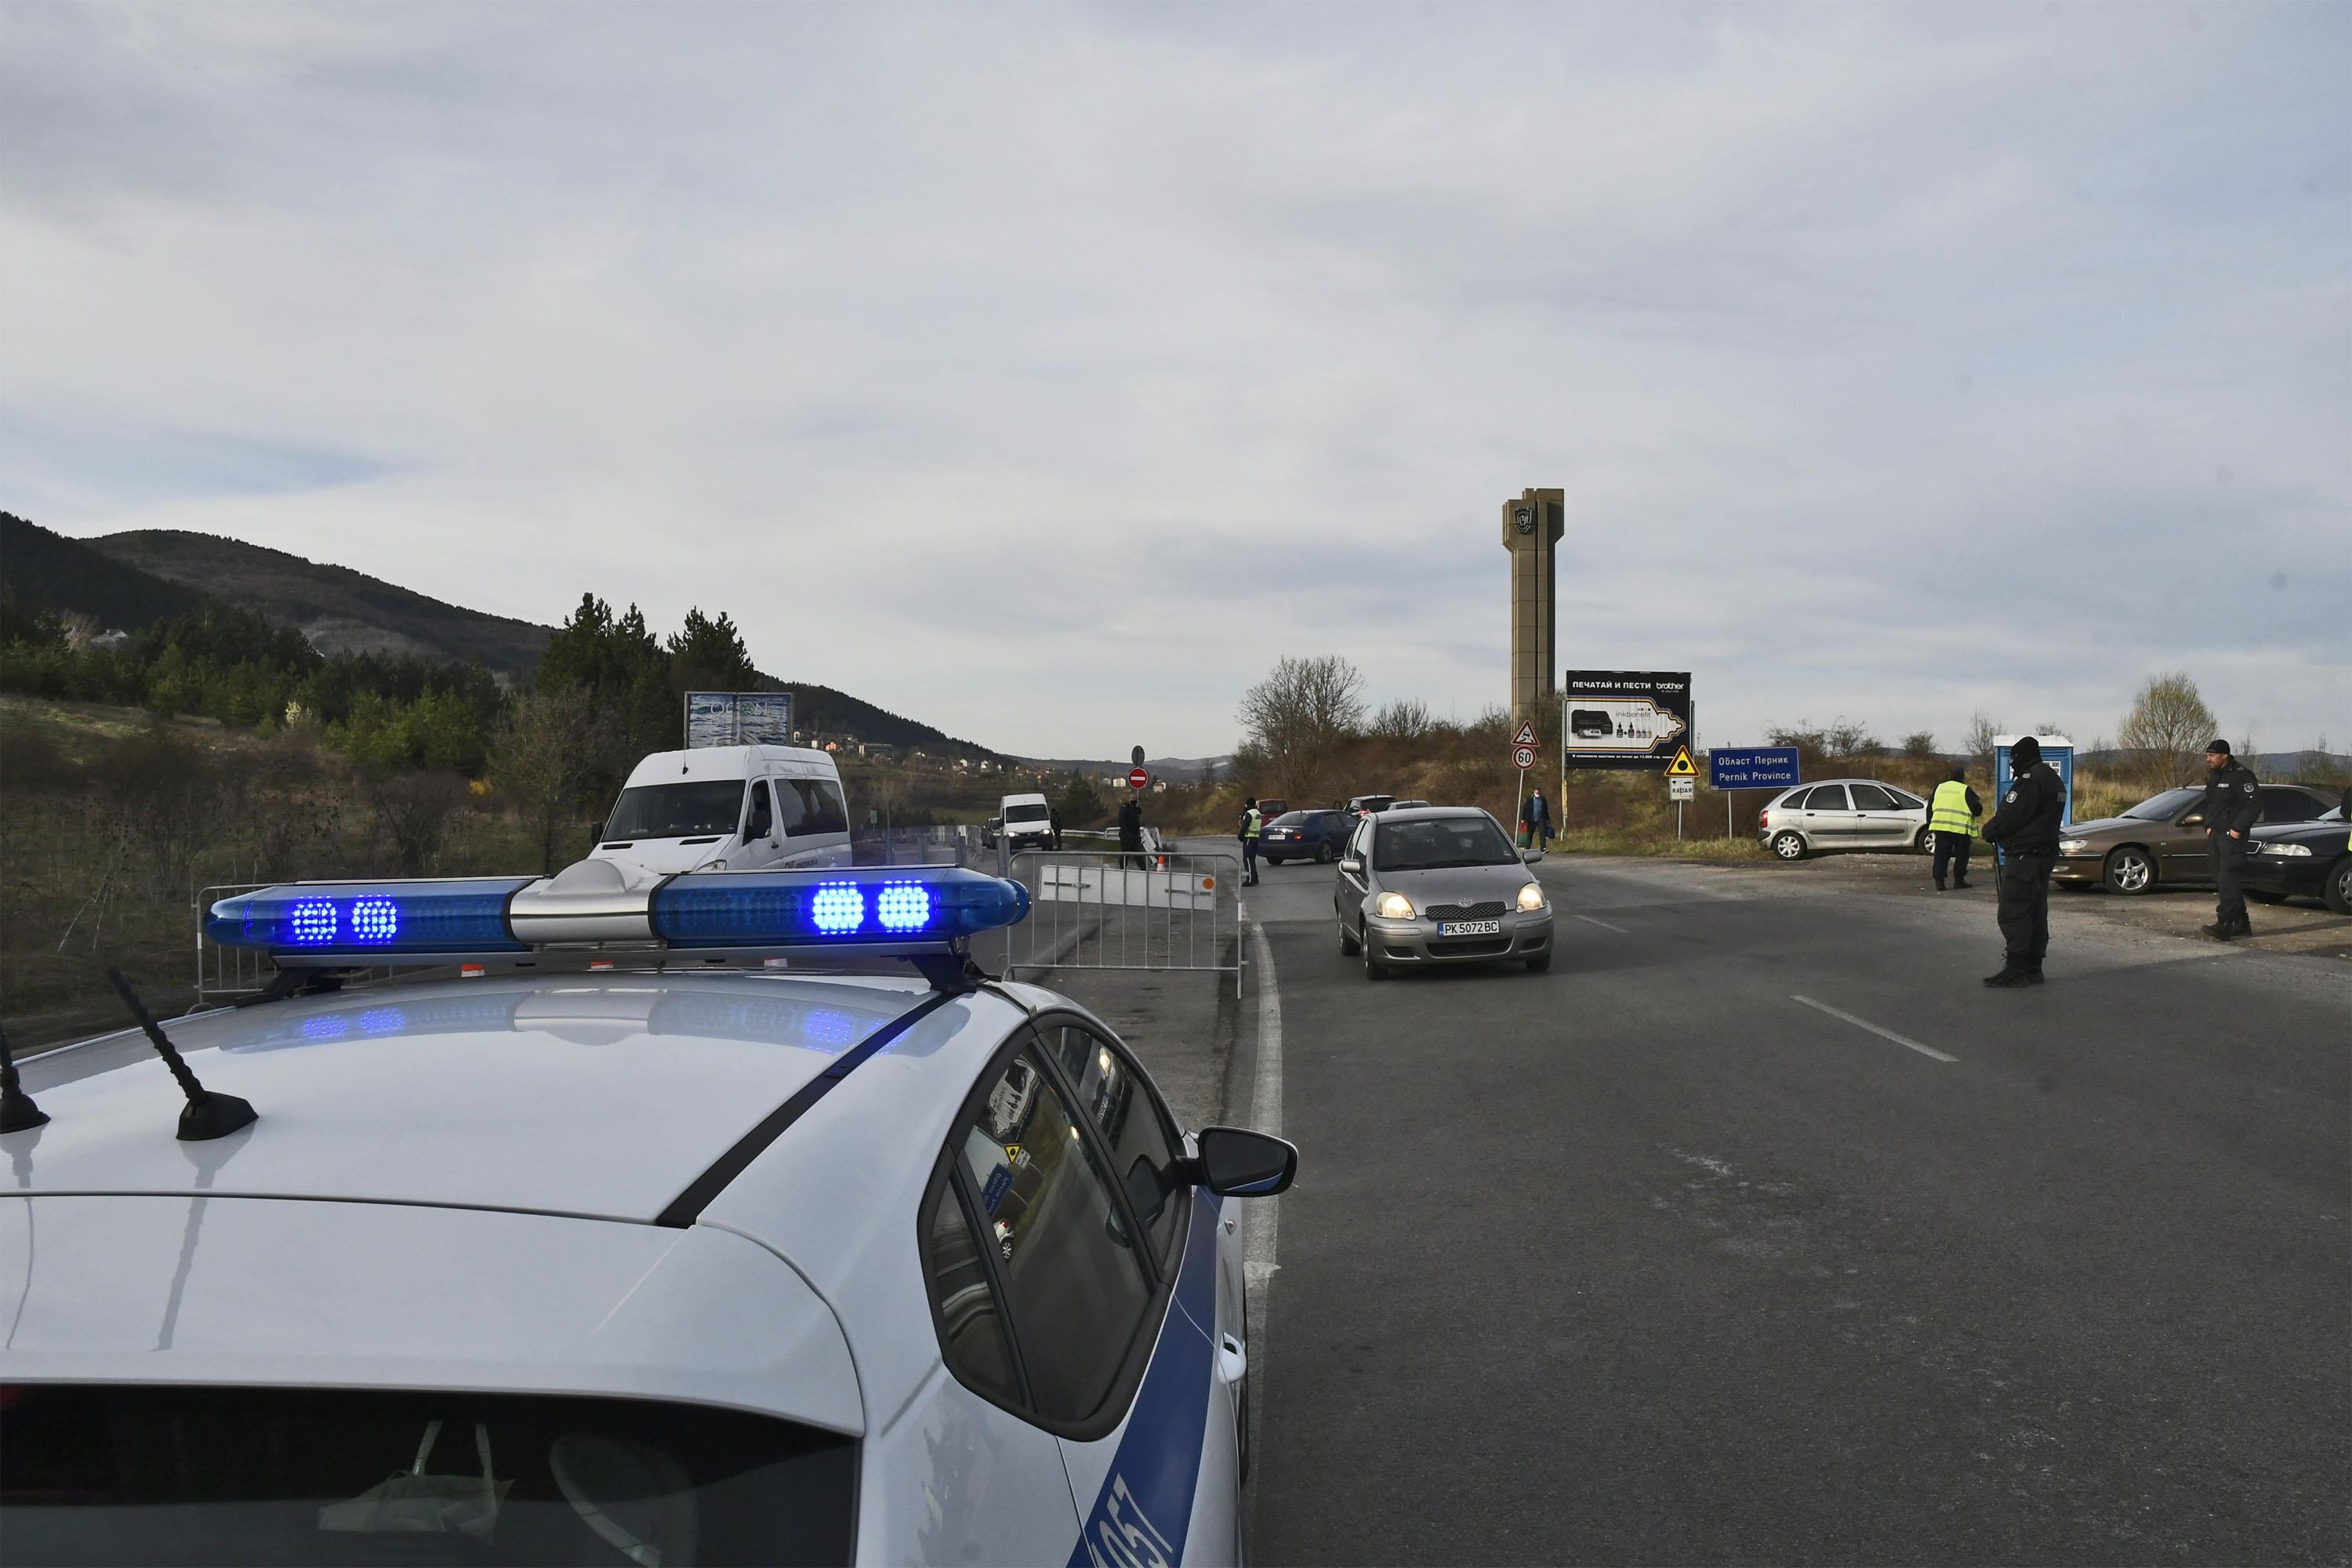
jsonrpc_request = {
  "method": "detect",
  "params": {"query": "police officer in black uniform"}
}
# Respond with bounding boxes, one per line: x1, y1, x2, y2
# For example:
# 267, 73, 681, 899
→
1978, 735, 2065, 987
2198, 739, 2262, 940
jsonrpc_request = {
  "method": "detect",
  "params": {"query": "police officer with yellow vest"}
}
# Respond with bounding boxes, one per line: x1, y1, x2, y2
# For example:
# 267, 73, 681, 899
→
1239, 797, 1263, 886
1928, 764, 1982, 891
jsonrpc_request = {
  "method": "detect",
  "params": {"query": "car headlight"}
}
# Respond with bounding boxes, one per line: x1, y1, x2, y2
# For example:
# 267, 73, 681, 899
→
1517, 881, 1547, 913
2262, 842, 2314, 858
2058, 839, 2089, 855
1374, 891, 1415, 919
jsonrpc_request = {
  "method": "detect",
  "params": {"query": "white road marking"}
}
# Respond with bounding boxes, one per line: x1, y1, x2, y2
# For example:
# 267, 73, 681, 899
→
1790, 994, 1958, 1063
1575, 913, 1629, 934
1243, 921, 1282, 1301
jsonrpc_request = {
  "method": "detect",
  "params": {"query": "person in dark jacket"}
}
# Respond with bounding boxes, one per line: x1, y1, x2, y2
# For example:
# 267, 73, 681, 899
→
2198, 739, 2262, 940
1116, 794, 1145, 860
1519, 789, 1553, 850
1978, 735, 2065, 986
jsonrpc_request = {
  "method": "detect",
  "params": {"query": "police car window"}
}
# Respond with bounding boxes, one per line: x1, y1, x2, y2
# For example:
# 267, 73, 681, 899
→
0, 1383, 854, 1567
603, 780, 746, 840
2259, 790, 2319, 823
1849, 784, 1900, 811
1808, 785, 1852, 812
926, 1181, 1022, 1404
1050, 1025, 1187, 1269
782, 779, 849, 837
957, 1049, 1153, 1423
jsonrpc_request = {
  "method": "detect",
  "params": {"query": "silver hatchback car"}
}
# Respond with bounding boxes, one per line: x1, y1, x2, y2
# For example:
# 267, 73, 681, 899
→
1756, 778, 1933, 861
1334, 807, 1554, 978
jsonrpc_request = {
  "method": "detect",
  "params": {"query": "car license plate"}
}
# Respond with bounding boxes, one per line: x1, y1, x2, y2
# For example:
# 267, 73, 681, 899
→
1438, 919, 1501, 936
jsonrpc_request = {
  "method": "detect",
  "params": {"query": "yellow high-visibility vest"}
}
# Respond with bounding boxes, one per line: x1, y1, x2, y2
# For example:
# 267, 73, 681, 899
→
1930, 779, 1980, 837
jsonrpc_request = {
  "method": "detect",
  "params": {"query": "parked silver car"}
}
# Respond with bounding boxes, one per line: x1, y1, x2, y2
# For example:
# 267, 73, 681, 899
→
1756, 779, 1933, 861
1333, 807, 1553, 978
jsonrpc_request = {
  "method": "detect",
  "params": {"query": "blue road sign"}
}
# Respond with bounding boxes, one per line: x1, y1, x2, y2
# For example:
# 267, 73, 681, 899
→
1707, 747, 1802, 789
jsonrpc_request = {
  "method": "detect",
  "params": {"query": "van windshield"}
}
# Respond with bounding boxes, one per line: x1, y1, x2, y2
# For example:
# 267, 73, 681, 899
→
1004, 803, 1051, 824
604, 781, 744, 840
0, 1383, 854, 1567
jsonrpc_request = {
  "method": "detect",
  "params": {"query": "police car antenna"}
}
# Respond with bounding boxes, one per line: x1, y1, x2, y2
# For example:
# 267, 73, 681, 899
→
0, 1021, 48, 1134
103, 969, 258, 1142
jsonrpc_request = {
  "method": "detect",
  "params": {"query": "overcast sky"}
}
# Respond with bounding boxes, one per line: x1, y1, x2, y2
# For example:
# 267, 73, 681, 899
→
5, 2, 2346, 759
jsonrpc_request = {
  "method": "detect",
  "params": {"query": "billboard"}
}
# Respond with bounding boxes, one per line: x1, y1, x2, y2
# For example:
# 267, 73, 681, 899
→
685, 691, 795, 749
1560, 671, 1692, 771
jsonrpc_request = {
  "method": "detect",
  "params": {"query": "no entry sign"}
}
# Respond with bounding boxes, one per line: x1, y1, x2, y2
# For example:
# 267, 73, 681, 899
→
1127, 767, 1149, 789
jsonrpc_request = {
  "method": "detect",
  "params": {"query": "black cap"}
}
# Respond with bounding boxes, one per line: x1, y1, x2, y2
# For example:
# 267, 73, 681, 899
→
2011, 735, 2041, 765
2205, 739, 2231, 756
1948, 764, 1967, 782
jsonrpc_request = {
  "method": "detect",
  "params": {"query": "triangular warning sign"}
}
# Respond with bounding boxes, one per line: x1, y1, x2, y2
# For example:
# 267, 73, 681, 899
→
1512, 720, 1539, 748
1666, 746, 1698, 777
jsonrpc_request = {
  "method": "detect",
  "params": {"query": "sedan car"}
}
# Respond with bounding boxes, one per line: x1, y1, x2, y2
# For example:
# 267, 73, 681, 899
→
2052, 782, 2336, 895
1258, 808, 1354, 864
2244, 808, 2351, 915
1333, 806, 1552, 978
1756, 779, 1933, 861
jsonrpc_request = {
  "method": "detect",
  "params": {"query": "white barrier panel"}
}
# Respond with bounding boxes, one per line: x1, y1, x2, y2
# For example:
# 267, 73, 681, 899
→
1038, 863, 1218, 912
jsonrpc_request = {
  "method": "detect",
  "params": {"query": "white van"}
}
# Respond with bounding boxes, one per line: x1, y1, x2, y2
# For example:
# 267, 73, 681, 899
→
593, 746, 852, 883
996, 791, 1055, 853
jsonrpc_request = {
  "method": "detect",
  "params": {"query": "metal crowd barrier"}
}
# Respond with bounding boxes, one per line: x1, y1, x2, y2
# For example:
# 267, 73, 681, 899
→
1004, 847, 1244, 996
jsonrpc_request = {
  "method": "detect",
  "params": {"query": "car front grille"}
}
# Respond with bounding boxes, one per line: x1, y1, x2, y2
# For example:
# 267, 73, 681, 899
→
1425, 901, 1506, 920
1425, 937, 1513, 957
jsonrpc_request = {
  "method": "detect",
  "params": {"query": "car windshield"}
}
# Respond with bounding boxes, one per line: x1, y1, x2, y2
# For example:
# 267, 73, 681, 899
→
602, 780, 744, 840
2122, 787, 2202, 821
1004, 802, 1050, 823
0, 1383, 854, 1567
1375, 815, 1518, 870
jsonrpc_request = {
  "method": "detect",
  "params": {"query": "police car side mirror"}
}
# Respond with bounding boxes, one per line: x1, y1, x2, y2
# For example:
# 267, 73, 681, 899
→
1191, 1127, 1297, 1196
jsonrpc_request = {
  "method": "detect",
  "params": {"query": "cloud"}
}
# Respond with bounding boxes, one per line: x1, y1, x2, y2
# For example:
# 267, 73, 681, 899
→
3, 2, 2345, 756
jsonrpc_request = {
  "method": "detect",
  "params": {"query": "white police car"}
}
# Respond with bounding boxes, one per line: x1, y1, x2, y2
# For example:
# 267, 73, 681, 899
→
0, 865, 1292, 1566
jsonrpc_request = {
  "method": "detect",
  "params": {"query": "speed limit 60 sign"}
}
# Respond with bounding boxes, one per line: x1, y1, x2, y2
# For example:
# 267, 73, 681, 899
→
1513, 745, 1537, 771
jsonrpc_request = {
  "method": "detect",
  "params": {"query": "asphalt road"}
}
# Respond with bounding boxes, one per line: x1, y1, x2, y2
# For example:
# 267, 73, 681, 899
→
1242, 851, 2349, 1565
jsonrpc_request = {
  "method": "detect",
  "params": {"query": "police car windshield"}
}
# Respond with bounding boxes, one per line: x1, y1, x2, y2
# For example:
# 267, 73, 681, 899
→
0, 1383, 852, 1566
604, 780, 742, 840
2122, 787, 2202, 821
1375, 815, 1518, 870
1004, 802, 1051, 823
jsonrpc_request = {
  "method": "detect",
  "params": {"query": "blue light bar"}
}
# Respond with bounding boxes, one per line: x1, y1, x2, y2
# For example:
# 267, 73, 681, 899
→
208, 879, 535, 956
652, 867, 1028, 948
205, 866, 1029, 963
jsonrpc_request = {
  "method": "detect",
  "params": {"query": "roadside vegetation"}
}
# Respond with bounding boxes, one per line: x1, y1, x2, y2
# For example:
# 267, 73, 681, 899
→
1185, 662, 2349, 858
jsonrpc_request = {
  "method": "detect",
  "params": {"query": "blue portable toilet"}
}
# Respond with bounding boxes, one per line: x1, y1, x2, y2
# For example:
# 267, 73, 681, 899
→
1994, 734, 2075, 829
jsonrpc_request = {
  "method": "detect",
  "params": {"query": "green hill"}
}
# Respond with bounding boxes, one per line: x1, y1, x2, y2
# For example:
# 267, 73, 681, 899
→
1, 512, 205, 627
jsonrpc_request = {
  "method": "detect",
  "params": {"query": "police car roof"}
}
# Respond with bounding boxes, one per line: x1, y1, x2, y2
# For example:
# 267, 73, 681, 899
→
13, 970, 1022, 1225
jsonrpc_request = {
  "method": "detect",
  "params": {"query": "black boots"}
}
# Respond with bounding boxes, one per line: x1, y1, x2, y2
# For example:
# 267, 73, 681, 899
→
1935, 878, 1947, 891
1983, 967, 2031, 988
2202, 919, 2252, 942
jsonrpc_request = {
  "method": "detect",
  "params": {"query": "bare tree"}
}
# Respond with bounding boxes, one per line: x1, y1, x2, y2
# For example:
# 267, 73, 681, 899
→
491, 686, 610, 873
1367, 698, 1435, 744
1963, 713, 2001, 776
367, 771, 470, 874
1236, 655, 1366, 803
2116, 673, 2217, 786
1901, 730, 1938, 760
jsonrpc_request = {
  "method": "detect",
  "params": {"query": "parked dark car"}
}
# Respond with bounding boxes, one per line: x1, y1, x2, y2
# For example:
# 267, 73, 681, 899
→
2244, 808, 2351, 915
1346, 793, 1395, 818
1259, 809, 1353, 864
2052, 783, 2336, 895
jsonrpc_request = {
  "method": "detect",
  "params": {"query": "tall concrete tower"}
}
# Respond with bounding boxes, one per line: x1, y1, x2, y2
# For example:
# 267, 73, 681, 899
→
1501, 488, 1565, 725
